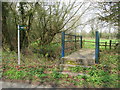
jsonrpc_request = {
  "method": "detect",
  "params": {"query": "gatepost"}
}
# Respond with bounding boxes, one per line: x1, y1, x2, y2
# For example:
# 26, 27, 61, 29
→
95, 31, 99, 64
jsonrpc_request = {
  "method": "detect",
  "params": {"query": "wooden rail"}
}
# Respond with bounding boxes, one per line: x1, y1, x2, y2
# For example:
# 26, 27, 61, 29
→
83, 40, 118, 49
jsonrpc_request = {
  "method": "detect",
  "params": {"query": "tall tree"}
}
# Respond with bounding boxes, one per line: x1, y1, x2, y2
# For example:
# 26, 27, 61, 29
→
2, 2, 36, 51
2, 2, 15, 51
98, 2, 120, 39
18, 2, 35, 49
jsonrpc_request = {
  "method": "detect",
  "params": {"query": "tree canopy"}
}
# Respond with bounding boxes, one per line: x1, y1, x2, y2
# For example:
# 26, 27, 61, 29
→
2, 1, 89, 51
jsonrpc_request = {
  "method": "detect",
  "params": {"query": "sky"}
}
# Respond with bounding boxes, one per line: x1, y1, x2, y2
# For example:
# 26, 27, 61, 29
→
2, 0, 120, 2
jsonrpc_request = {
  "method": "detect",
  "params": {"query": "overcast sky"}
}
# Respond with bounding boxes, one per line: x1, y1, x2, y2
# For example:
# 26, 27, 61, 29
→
2, 0, 119, 2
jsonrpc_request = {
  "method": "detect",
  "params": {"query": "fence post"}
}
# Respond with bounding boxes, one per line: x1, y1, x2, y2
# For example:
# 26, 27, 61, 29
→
95, 31, 99, 64
75, 35, 76, 49
80, 36, 82, 48
82, 40, 85, 48
109, 40, 112, 49
105, 42, 107, 49
61, 32, 65, 57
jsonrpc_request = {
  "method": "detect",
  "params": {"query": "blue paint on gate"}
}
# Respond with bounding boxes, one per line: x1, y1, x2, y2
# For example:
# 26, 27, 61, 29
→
95, 31, 100, 64
61, 32, 82, 58
61, 31, 100, 64
61, 32, 65, 57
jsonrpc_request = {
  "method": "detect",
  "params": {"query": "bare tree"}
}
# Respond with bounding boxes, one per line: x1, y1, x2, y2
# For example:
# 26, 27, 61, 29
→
2, 1, 91, 52
30, 1, 91, 46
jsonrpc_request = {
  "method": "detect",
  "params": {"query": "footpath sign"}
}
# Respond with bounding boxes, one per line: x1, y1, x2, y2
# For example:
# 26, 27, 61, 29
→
19, 25, 28, 30
18, 25, 28, 65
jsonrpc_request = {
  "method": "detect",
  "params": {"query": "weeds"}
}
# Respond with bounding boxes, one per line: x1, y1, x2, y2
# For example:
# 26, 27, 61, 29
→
2, 44, 119, 88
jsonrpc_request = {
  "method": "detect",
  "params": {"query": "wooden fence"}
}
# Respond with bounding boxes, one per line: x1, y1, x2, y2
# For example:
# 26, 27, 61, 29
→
83, 40, 118, 49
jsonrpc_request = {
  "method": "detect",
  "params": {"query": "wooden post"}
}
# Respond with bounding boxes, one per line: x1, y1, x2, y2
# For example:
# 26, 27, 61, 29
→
75, 35, 76, 49
82, 40, 85, 48
80, 36, 82, 48
95, 31, 99, 64
61, 32, 65, 57
105, 42, 107, 49
109, 40, 112, 49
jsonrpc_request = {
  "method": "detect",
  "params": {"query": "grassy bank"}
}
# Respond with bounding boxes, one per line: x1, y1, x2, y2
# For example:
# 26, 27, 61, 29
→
1, 48, 119, 88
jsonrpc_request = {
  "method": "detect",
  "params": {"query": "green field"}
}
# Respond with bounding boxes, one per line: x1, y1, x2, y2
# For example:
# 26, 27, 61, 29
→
82, 39, 118, 49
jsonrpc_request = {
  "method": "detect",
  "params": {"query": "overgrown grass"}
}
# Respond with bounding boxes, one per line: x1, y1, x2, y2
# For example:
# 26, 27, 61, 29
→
1, 38, 119, 87
2, 48, 119, 88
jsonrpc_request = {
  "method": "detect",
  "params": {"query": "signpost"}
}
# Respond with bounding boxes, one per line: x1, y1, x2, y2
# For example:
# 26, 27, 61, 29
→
18, 25, 28, 65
